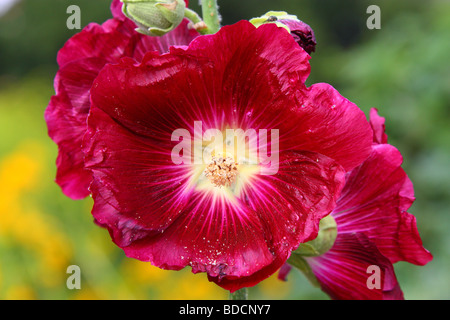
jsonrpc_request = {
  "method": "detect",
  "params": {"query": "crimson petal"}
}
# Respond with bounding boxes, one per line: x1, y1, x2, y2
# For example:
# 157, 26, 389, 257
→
286, 83, 374, 172
46, 15, 198, 199
369, 108, 388, 144
307, 233, 404, 300
45, 58, 107, 199
333, 144, 433, 265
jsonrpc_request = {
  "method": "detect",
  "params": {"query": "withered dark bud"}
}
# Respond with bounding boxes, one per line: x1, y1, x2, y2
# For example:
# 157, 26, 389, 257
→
250, 11, 317, 55
279, 18, 316, 54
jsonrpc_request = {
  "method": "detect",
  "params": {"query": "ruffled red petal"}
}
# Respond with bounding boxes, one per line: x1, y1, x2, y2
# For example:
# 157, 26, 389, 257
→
287, 83, 373, 172
46, 15, 198, 199
277, 263, 292, 282
370, 108, 389, 144
110, 0, 126, 21
280, 110, 430, 299
84, 106, 194, 231
45, 58, 107, 199
333, 144, 433, 265
56, 21, 133, 68
308, 233, 404, 300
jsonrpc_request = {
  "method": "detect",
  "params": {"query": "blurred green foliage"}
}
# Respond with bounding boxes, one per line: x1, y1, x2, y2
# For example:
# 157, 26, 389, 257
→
0, 0, 448, 299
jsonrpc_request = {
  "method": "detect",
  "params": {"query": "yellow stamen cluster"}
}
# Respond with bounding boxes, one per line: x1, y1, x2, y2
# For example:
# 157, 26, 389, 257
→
204, 156, 238, 188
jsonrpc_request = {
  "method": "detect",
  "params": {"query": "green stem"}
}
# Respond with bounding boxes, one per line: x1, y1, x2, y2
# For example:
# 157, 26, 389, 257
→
229, 288, 248, 300
184, 8, 203, 25
184, 8, 210, 35
200, 0, 221, 34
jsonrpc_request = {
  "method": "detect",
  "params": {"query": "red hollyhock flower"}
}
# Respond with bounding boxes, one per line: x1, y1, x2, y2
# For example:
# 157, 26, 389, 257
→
82, 20, 373, 292
44, 0, 198, 199
280, 109, 432, 299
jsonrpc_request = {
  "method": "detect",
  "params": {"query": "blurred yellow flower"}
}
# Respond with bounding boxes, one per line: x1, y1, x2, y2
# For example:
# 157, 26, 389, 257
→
4, 285, 36, 300
0, 141, 73, 297
258, 273, 293, 299
122, 259, 170, 284
160, 271, 227, 300
120, 258, 227, 299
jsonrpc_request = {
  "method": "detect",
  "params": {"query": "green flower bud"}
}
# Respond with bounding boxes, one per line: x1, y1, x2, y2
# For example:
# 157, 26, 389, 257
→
121, 0, 186, 36
249, 11, 294, 33
294, 214, 337, 257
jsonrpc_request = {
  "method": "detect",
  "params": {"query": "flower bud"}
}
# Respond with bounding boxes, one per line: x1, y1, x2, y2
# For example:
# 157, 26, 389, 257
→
121, 0, 186, 36
294, 214, 337, 256
250, 11, 316, 54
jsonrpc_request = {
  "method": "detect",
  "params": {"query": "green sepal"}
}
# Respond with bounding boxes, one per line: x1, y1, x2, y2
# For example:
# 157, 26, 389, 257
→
121, 0, 186, 36
287, 253, 320, 288
155, 2, 184, 23
249, 11, 298, 32
294, 214, 337, 257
